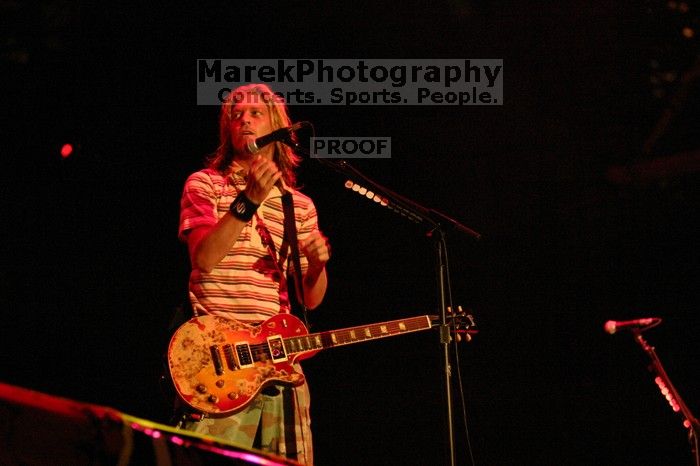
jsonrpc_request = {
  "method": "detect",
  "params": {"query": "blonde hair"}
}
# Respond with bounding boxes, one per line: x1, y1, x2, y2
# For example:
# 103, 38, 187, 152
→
207, 83, 300, 187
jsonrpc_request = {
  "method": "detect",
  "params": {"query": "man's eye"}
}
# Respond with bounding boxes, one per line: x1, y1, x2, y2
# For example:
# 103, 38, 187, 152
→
232, 112, 242, 119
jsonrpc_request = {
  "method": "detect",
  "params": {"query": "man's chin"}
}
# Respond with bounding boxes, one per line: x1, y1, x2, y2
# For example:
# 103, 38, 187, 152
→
232, 143, 254, 157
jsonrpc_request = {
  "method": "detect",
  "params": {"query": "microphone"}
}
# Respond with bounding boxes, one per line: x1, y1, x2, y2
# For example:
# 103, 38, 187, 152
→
246, 121, 307, 154
603, 317, 662, 335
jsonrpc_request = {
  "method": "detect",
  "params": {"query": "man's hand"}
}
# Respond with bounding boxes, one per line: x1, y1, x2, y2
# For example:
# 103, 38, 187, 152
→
244, 155, 282, 204
300, 230, 331, 272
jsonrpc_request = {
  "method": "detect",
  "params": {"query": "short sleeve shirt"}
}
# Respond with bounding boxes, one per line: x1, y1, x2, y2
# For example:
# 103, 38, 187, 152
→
179, 165, 318, 323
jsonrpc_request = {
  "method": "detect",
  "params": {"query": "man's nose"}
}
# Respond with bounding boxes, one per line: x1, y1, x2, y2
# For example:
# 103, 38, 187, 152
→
239, 111, 252, 125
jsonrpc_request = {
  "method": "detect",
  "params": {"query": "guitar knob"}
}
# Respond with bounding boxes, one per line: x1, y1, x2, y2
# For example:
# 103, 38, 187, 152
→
227, 392, 238, 400
216, 380, 225, 388
196, 384, 207, 393
208, 394, 218, 403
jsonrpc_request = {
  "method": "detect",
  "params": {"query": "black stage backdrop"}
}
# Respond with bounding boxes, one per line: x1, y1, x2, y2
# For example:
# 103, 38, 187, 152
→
2, 2, 699, 465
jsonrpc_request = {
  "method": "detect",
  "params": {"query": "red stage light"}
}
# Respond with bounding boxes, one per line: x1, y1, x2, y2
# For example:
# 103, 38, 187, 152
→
60, 143, 74, 158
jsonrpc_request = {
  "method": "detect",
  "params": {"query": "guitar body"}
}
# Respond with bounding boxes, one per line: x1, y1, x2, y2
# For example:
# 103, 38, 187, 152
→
168, 313, 315, 417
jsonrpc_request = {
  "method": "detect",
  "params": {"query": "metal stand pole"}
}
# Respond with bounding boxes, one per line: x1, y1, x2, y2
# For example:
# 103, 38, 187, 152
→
632, 330, 700, 466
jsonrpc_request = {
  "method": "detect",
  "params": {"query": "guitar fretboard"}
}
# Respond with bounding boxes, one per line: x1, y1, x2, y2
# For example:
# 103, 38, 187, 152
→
283, 315, 432, 354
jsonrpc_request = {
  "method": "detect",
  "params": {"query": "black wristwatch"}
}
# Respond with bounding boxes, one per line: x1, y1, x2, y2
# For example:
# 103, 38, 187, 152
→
229, 192, 259, 222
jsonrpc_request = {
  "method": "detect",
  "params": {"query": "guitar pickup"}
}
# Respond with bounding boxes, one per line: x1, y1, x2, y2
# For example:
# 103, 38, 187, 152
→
267, 335, 288, 363
223, 344, 237, 370
209, 345, 224, 376
234, 342, 254, 368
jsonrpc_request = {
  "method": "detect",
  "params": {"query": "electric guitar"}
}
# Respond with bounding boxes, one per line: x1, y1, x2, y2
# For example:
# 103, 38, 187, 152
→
168, 312, 474, 417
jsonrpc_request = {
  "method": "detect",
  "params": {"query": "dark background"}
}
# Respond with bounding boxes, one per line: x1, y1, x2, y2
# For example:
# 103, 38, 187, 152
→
2, 2, 699, 465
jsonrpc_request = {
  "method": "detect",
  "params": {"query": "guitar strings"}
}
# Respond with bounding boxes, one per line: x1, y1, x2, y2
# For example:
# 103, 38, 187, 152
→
243, 317, 429, 361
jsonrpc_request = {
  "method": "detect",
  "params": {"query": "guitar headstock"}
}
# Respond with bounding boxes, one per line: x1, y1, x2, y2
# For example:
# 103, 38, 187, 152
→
430, 306, 477, 342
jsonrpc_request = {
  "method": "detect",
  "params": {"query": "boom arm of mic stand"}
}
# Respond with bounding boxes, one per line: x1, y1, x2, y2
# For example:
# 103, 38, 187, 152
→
310, 156, 482, 240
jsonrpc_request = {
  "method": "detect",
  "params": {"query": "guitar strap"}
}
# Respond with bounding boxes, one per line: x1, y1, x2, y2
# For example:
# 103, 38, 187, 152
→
253, 191, 309, 327
282, 385, 299, 460
282, 191, 310, 328
253, 213, 291, 313
281, 190, 307, 461
250, 187, 308, 459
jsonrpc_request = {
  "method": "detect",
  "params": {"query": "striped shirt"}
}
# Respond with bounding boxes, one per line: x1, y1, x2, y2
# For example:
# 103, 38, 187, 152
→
179, 165, 318, 323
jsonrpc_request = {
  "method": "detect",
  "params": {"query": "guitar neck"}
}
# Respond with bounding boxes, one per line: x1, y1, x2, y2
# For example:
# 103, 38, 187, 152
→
284, 315, 433, 355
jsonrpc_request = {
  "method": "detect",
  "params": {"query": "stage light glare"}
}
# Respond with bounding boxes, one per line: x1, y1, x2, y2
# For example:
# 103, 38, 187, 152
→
60, 143, 74, 158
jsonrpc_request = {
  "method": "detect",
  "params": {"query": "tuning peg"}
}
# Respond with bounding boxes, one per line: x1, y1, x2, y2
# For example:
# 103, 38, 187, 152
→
466, 314, 476, 327
454, 330, 472, 343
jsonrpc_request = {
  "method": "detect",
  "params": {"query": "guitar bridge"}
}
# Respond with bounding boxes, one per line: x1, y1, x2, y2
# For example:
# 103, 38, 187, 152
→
267, 335, 288, 363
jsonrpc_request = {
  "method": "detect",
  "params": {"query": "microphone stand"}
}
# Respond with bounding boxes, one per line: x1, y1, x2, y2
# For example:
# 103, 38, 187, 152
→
287, 140, 480, 466
632, 329, 700, 466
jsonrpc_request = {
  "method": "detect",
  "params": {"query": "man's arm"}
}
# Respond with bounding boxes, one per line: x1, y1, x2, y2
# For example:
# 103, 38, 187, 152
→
186, 216, 247, 273
187, 156, 283, 272
299, 231, 330, 309
303, 266, 328, 309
